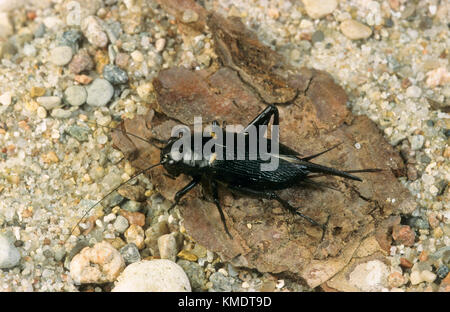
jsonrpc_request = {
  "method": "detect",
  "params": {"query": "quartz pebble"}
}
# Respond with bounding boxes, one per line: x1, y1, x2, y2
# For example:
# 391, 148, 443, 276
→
155, 38, 166, 53
124, 224, 145, 249
405, 85, 422, 98
0, 92, 12, 106
120, 243, 141, 264
410, 135, 425, 151
69, 241, 125, 284
0, 235, 20, 269
50, 46, 73, 66
302, 0, 337, 19
0, 12, 13, 39
113, 259, 191, 292
81, 16, 108, 48
340, 20, 372, 40
86, 78, 114, 107
64, 86, 87, 107
349, 260, 389, 291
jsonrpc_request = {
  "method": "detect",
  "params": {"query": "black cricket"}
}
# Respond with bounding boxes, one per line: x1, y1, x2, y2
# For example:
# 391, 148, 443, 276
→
72, 105, 379, 239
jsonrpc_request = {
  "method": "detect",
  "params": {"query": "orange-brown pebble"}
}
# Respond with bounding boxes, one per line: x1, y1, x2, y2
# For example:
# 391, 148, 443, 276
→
392, 224, 415, 247
419, 250, 428, 262
120, 210, 145, 227
41, 151, 59, 163
74, 74, 93, 85
95, 50, 109, 74
399, 257, 413, 269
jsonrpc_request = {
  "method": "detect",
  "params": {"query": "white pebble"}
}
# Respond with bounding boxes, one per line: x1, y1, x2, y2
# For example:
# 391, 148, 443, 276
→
405, 85, 422, 98
410, 270, 423, 285
420, 270, 436, 283
50, 46, 73, 66
0, 235, 20, 269
36, 96, 62, 110
302, 0, 337, 19
155, 38, 166, 53
340, 19, 372, 40
0, 92, 12, 106
113, 259, 191, 292
130, 50, 144, 62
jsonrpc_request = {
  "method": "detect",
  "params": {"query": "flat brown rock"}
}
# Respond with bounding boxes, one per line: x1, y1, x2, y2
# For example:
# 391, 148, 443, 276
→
112, 8, 413, 289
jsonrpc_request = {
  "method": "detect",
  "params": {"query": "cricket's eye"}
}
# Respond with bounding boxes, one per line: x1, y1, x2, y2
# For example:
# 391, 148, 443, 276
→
168, 160, 175, 165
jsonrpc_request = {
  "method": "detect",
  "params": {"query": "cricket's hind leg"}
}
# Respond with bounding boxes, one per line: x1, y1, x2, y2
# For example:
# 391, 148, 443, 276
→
226, 184, 325, 232
211, 180, 232, 239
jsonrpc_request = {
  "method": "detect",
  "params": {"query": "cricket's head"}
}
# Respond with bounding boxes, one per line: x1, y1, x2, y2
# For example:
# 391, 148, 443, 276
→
160, 136, 184, 177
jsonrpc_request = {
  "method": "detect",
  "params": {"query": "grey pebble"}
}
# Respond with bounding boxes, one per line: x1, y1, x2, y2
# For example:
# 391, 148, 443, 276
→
113, 215, 129, 233
36, 96, 61, 110
177, 259, 207, 291
66, 125, 90, 142
34, 23, 46, 38
103, 64, 129, 85
436, 265, 449, 279
209, 272, 235, 292
59, 29, 82, 52
311, 30, 325, 44
86, 78, 114, 107
50, 46, 73, 66
120, 243, 141, 264
64, 85, 87, 107
81, 16, 108, 48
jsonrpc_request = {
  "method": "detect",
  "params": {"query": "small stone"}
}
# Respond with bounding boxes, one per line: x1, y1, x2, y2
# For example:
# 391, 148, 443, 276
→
81, 16, 108, 48
0, 92, 12, 106
120, 243, 141, 264
419, 251, 429, 262
405, 85, 422, 98
349, 260, 389, 291
103, 64, 129, 85
177, 259, 206, 291
50, 46, 73, 66
74, 74, 93, 85
400, 257, 413, 269
69, 241, 125, 284
0, 12, 13, 39
120, 210, 145, 227
436, 265, 449, 279
136, 82, 154, 101
36, 96, 61, 110
41, 151, 59, 163
86, 78, 114, 107
114, 52, 130, 69
190, 243, 207, 259
421, 270, 437, 283
124, 224, 145, 249
37, 106, 47, 119
426, 67, 450, 88
66, 125, 90, 142
392, 225, 415, 246
69, 49, 94, 74
410, 270, 423, 285
311, 30, 325, 44
95, 50, 109, 74
121, 200, 142, 212
64, 86, 87, 107
433, 227, 444, 239
0, 235, 20, 269
155, 38, 166, 53
340, 20, 372, 40
158, 233, 179, 262
177, 250, 198, 262
113, 215, 129, 233
302, 0, 337, 19
51, 108, 72, 119
59, 29, 82, 51
112, 259, 191, 292
130, 50, 144, 63
117, 185, 146, 202
410, 135, 425, 151
30, 87, 46, 98
182, 9, 199, 23
388, 272, 405, 288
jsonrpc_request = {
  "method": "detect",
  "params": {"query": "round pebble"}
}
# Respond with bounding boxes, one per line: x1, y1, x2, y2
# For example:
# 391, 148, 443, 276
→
113, 215, 129, 233
50, 46, 73, 66
120, 243, 141, 264
0, 235, 20, 269
405, 85, 422, 98
86, 78, 114, 107
155, 38, 166, 53
112, 259, 191, 292
410, 271, 423, 285
340, 19, 373, 40
410, 135, 425, 151
103, 64, 129, 85
303, 0, 337, 19
158, 233, 179, 262
64, 85, 87, 107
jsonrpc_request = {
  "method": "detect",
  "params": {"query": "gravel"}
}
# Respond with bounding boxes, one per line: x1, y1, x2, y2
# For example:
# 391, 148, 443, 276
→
0, 235, 20, 269
64, 86, 87, 107
103, 64, 129, 85
50, 46, 73, 66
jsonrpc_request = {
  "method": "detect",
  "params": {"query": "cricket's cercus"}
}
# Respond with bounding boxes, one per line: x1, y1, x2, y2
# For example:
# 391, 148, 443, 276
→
69, 105, 381, 240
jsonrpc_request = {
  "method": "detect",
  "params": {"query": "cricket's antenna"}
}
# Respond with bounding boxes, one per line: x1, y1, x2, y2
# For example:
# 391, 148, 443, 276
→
64, 161, 165, 244
82, 120, 168, 150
